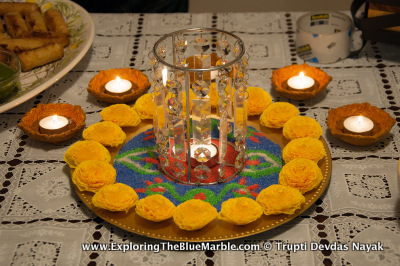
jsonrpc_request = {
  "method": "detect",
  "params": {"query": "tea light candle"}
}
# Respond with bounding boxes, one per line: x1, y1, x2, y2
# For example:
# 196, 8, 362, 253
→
189, 143, 219, 168
39, 115, 69, 135
343, 115, 374, 136
105, 77, 132, 96
191, 144, 218, 158
287, 72, 315, 91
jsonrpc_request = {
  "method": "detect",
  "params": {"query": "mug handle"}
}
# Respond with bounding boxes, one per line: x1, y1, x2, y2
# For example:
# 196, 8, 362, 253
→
349, 0, 368, 58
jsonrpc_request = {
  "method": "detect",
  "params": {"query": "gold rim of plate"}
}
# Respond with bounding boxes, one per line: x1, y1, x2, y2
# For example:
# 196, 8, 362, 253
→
73, 117, 332, 242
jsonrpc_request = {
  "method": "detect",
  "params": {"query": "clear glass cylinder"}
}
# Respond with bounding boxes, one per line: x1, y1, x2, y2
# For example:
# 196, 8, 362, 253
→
150, 27, 248, 185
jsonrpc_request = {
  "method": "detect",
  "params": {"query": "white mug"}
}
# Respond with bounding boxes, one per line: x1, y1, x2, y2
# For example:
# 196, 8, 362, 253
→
296, 11, 353, 64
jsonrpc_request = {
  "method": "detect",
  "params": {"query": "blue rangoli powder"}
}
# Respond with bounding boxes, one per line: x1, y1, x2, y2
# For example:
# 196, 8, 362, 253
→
114, 122, 283, 211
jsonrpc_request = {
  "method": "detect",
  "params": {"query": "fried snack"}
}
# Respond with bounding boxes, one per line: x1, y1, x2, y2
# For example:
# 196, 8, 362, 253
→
0, 4, 70, 72
25, 10, 48, 33
0, 34, 10, 39
0, 37, 68, 53
4, 11, 29, 38
18, 43, 64, 72
0, 2, 40, 16
44, 8, 70, 37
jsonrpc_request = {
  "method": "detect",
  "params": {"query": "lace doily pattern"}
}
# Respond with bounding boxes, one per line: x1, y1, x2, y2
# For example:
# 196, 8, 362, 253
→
0, 11, 399, 266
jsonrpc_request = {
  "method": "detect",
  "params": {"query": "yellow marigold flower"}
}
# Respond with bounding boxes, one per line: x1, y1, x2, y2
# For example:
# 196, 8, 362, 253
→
64, 140, 111, 168
256, 184, 305, 215
92, 183, 138, 213
135, 194, 176, 222
209, 82, 219, 108
282, 137, 326, 163
173, 199, 218, 231
100, 104, 141, 127
72, 160, 116, 193
209, 82, 232, 109
182, 89, 196, 113
218, 197, 263, 225
83, 121, 126, 147
246, 87, 272, 116
279, 158, 323, 194
133, 93, 154, 119
282, 116, 322, 140
260, 102, 299, 128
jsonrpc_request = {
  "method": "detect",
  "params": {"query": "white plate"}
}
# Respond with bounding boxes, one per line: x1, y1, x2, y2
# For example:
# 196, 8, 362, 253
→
0, 0, 95, 113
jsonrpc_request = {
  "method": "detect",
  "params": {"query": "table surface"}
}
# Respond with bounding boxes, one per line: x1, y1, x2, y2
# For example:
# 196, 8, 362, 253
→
0, 12, 399, 266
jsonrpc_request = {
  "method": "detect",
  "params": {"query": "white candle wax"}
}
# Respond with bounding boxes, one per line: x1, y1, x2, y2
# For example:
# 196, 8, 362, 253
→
343, 116, 374, 133
39, 115, 69, 130
210, 70, 218, 80
287, 72, 315, 90
105, 77, 132, 94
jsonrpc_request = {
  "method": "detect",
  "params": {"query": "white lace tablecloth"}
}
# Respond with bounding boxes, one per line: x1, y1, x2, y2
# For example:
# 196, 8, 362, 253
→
0, 12, 399, 266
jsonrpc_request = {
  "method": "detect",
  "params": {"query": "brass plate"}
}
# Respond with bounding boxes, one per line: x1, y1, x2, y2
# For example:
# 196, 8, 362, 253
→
73, 117, 332, 242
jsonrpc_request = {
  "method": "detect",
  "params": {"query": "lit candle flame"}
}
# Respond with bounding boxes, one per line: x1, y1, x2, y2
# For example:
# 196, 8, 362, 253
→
299, 72, 305, 79
52, 115, 58, 123
357, 116, 363, 124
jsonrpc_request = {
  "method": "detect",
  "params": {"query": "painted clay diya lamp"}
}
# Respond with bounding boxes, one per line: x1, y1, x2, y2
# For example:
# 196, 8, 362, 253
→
88, 68, 151, 103
272, 63, 331, 100
18, 103, 86, 143
327, 102, 395, 146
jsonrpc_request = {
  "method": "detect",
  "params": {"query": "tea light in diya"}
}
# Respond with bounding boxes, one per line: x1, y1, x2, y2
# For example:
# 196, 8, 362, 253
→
39, 115, 70, 135
343, 115, 375, 136
287, 72, 315, 92
104, 76, 132, 96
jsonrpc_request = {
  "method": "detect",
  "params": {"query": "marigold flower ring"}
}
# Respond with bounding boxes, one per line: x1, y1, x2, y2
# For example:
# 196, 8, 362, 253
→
100, 104, 141, 127
246, 86, 272, 116
72, 160, 116, 193
218, 197, 263, 225
173, 199, 218, 231
133, 93, 155, 119
83, 121, 126, 147
92, 183, 139, 213
283, 116, 322, 140
256, 184, 305, 215
282, 137, 326, 163
260, 102, 299, 128
64, 140, 111, 168
135, 194, 176, 222
279, 158, 323, 194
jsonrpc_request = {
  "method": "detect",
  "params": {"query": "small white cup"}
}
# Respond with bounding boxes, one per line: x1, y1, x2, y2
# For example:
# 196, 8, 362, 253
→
296, 11, 353, 64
